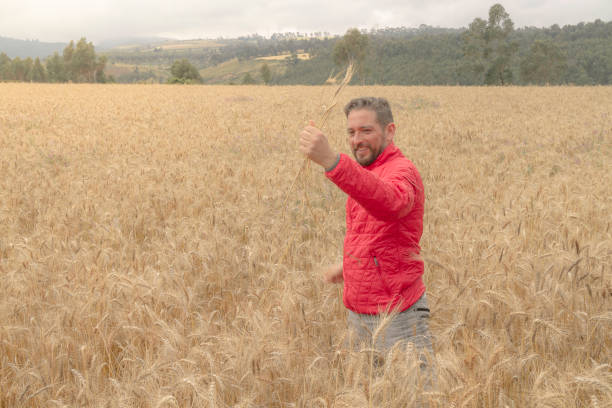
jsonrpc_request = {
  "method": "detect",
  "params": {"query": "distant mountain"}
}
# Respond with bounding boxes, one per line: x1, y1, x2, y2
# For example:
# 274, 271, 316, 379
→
0, 36, 66, 59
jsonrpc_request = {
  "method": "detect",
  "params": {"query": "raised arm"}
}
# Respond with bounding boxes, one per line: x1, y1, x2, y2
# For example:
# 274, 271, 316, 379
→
325, 153, 419, 221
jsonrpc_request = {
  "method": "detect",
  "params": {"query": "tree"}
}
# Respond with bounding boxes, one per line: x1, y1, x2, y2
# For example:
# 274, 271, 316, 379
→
241, 72, 256, 84
31, 57, 47, 82
260, 63, 272, 84
288, 51, 300, 65
168, 59, 202, 84
333, 28, 369, 79
45, 37, 107, 82
0, 53, 12, 81
520, 40, 567, 84
72, 38, 96, 82
23, 57, 34, 81
11, 57, 25, 81
582, 53, 612, 85
95, 55, 108, 83
57, 38, 103, 83
63, 41, 75, 81
463, 3, 517, 85
46, 52, 66, 83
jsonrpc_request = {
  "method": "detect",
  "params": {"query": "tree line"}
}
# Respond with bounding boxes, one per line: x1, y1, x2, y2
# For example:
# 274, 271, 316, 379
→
277, 5, 612, 86
131, 5, 611, 87
113, 4, 610, 86
0, 37, 109, 83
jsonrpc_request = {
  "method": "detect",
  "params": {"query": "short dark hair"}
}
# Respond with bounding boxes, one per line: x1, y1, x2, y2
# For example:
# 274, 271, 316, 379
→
343, 97, 394, 128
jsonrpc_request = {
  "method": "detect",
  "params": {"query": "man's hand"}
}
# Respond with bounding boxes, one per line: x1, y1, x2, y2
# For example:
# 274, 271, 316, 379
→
300, 121, 339, 170
322, 263, 343, 284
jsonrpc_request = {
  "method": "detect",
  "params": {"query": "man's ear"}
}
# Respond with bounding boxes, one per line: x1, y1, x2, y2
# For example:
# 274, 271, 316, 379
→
385, 122, 396, 142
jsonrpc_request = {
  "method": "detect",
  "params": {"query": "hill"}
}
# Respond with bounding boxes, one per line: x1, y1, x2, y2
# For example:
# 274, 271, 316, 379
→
0, 36, 66, 59
95, 36, 174, 51
99, 19, 612, 86
102, 34, 334, 83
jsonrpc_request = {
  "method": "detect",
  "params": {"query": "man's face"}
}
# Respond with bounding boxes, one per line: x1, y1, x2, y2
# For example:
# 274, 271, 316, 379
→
347, 109, 395, 166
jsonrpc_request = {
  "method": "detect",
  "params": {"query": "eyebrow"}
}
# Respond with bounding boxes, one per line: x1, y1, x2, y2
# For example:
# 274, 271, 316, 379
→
347, 125, 374, 132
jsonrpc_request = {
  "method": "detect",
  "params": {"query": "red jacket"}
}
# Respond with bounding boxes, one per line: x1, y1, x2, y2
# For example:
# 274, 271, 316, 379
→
326, 142, 425, 314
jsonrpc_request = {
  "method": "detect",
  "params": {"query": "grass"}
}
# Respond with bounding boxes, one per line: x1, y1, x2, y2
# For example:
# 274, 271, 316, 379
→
257, 53, 310, 61
198, 58, 286, 84
153, 40, 225, 50
110, 39, 225, 52
0, 84, 610, 407
105, 62, 168, 81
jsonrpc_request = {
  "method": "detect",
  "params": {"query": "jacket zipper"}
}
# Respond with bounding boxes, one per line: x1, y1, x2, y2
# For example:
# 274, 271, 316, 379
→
373, 256, 391, 295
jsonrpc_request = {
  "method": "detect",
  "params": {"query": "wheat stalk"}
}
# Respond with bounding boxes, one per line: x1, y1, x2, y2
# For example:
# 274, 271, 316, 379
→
282, 62, 354, 211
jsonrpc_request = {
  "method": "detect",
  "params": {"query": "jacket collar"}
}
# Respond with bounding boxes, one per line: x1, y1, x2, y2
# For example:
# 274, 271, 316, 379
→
364, 142, 400, 170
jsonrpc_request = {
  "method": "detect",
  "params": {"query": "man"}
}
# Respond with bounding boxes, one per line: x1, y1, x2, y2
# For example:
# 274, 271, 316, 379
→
299, 97, 434, 358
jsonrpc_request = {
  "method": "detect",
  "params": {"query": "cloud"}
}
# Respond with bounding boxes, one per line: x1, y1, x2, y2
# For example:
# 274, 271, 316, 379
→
0, 0, 610, 43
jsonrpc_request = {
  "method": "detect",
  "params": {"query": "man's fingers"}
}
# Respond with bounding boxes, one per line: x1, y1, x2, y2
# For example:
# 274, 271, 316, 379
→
322, 264, 343, 284
300, 128, 320, 145
300, 133, 313, 146
301, 127, 316, 138
300, 121, 334, 166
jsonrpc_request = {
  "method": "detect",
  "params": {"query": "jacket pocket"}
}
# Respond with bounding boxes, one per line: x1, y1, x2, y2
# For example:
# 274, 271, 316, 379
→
343, 252, 385, 292
373, 255, 392, 296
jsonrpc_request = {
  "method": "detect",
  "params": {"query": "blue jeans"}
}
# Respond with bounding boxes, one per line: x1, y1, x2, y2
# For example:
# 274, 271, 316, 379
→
347, 293, 436, 393
347, 294, 434, 355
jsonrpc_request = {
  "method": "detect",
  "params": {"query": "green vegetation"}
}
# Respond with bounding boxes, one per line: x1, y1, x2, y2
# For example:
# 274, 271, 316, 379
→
260, 63, 272, 85
241, 72, 256, 84
462, 4, 517, 85
196, 8, 610, 86
105, 64, 163, 84
168, 59, 202, 84
332, 28, 369, 79
520, 40, 567, 85
0, 37, 109, 83
197, 57, 287, 85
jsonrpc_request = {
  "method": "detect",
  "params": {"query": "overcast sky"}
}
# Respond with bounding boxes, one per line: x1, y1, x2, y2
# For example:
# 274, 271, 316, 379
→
1, 0, 611, 44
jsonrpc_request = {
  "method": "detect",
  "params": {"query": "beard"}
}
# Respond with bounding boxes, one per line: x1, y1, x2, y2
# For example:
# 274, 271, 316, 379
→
352, 144, 383, 167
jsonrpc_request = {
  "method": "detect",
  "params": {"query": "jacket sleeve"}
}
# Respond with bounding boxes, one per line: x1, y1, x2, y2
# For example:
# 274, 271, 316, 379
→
325, 153, 418, 221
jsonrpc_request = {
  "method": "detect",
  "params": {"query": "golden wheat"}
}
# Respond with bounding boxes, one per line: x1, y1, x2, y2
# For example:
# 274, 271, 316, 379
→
0, 83, 610, 407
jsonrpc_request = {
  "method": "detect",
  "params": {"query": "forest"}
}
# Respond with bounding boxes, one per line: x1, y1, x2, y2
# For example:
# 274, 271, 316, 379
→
0, 38, 108, 83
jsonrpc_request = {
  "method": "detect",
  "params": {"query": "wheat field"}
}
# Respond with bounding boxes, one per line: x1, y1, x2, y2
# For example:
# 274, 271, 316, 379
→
0, 84, 610, 407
